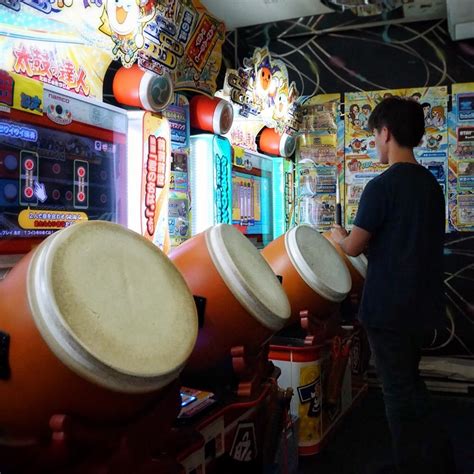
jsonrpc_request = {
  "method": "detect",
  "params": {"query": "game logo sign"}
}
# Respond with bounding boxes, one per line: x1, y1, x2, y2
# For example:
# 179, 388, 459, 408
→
221, 48, 301, 137
0, 0, 225, 97
0, 38, 108, 99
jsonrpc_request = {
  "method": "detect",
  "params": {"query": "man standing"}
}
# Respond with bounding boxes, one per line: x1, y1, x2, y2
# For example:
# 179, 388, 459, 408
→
331, 97, 455, 474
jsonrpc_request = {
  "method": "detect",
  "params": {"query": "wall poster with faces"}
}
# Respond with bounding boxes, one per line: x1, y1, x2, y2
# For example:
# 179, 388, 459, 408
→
344, 86, 448, 228
296, 94, 344, 231
162, 94, 191, 248
448, 83, 474, 231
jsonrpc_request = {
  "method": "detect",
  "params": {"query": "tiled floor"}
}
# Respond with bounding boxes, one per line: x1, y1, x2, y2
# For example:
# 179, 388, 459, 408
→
297, 388, 473, 474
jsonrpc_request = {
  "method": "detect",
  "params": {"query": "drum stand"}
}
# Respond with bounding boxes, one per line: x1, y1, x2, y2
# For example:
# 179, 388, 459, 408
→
299, 309, 344, 346
0, 381, 183, 474
231, 343, 278, 397
167, 357, 290, 474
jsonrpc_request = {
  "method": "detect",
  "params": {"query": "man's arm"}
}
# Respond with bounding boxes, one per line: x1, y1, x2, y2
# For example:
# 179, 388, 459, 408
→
330, 224, 371, 257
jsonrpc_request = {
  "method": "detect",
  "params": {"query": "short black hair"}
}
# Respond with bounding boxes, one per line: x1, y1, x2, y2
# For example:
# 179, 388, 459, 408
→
368, 97, 425, 148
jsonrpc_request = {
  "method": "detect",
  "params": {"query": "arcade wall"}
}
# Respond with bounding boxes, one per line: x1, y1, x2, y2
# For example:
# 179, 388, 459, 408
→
224, 15, 474, 358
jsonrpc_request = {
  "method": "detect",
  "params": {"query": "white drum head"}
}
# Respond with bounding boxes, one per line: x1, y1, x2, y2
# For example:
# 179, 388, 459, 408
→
285, 225, 351, 302
205, 224, 290, 331
28, 221, 198, 393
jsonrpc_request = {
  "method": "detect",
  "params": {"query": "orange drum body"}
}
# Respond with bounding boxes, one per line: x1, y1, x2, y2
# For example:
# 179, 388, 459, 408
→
170, 224, 290, 373
262, 225, 351, 325
323, 231, 367, 298
257, 127, 296, 158
0, 221, 198, 445
189, 95, 234, 135
113, 64, 174, 112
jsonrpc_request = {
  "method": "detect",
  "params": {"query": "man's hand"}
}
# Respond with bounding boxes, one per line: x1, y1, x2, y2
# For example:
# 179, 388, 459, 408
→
330, 224, 371, 257
330, 224, 349, 244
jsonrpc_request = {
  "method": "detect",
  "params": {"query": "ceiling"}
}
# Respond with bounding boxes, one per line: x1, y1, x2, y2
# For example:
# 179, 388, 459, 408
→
200, 0, 448, 30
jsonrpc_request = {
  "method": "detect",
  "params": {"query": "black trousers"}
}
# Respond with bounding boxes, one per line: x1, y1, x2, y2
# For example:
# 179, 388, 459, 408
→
365, 326, 456, 474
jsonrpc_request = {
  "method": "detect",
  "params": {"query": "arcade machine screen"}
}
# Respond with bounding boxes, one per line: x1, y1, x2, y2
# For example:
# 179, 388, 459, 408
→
232, 149, 273, 248
0, 87, 126, 253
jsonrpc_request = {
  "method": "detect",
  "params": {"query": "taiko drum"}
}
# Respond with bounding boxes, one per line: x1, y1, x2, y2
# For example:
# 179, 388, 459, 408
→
0, 221, 198, 445
261, 225, 351, 324
169, 224, 290, 373
323, 231, 368, 298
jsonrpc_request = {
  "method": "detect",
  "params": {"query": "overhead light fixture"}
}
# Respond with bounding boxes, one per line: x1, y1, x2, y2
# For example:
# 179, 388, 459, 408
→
321, 0, 404, 16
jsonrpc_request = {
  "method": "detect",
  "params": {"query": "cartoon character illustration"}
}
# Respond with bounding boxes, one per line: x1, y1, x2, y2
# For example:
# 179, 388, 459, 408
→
272, 75, 298, 123
421, 102, 432, 127
56, 0, 73, 8
348, 158, 362, 172
273, 87, 288, 121
253, 54, 273, 108
353, 118, 363, 130
99, 0, 155, 65
349, 138, 367, 154
358, 104, 372, 130
268, 69, 283, 111
373, 92, 398, 104
431, 106, 445, 128
410, 92, 422, 102
426, 134, 443, 151
348, 104, 360, 126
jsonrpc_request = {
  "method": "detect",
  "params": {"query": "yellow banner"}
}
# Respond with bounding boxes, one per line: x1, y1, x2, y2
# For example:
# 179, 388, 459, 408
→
141, 113, 171, 253
18, 209, 88, 230
0, 70, 43, 116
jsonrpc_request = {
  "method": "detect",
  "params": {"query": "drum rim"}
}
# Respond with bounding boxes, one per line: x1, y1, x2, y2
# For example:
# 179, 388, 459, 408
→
347, 253, 368, 278
27, 221, 196, 394
285, 225, 351, 302
214, 99, 234, 135
205, 224, 290, 331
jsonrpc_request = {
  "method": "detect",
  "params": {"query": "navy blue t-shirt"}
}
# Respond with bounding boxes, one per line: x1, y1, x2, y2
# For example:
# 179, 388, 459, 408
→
354, 162, 445, 330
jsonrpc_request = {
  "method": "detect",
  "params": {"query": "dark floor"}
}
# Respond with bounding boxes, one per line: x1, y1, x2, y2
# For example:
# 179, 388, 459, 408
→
298, 388, 474, 474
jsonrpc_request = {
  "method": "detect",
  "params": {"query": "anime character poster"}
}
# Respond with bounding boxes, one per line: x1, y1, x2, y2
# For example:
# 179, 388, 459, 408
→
448, 83, 474, 232
221, 47, 301, 136
344, 86, 448, 228
296, 94, 343, 231
140, 0, 226, 95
